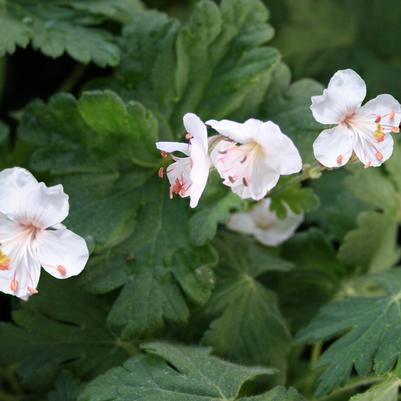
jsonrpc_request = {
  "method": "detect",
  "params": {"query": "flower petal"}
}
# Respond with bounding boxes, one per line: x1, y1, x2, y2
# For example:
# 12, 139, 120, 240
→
311, 69, 366, 124
0, 167, 38, 216
156, 141, 190, 155
189, 145, 210, 208
37, 228, 89, 279
359, 94, 401, 128
183, 113, 208, 152
227, 211, 257, 235
252, 200, 304, 246
253, 121, 303, 175
211, 140, 280, 200
0, 213, 41, 299
313, 125, 354, 168
353, 133, 393, 167
206, 118, 262, 143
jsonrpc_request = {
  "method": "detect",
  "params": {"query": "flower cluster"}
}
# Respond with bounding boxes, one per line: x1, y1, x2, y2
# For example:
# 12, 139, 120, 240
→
158, 69, 401, 246
1, 68, 400, 299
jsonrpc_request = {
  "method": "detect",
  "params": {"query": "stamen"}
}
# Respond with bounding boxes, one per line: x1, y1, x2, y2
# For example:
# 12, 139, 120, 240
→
364, 161, 372, 169
160, 151, 168, 158
28, 287, 38, 295
375, 151, 384, 161
242, 177, 249, 187
10, 279, 18, 292
392, 127, 400, 133
158, 167, 164, 178
240, 155, 247, 164
0, 263, 9, 270
375, 115, 381, 123
57, 265, 67, 276
185, 132, 193, 140
228, 176, 236, 183
218, 150, 228, 155
0, 249, 10, 270
374, 124, 385, 142
336, 155, 343, 165
389, 111, 395, 120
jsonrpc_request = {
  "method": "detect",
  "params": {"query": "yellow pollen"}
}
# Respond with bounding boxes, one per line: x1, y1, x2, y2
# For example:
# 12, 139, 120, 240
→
0, 249, 10, 270
374, 124, 385, 142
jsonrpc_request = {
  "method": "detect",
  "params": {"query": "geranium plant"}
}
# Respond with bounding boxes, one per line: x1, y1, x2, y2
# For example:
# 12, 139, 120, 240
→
1, 1, 401, 401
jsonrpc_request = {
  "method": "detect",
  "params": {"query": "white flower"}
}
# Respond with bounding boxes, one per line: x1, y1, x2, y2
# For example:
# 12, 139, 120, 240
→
311, 69, 401, 168
0, 167, 89, 299
156, 113, 210, 208
208, 119, 302, 200
227, 198, 303, 246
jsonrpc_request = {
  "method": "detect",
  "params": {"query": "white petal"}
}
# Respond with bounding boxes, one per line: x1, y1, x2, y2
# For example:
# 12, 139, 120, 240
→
311, 69, 366, 124
0, 213, 41, 298
156, 141, 190, 155
0, 167, 38, 216
37, 228, 89, 279
206, 118, 262, 143
189, 144, 210, 208
227, 211, 257, 235
183, 113, 208, 152
359, 94, 401, 127
252, 121, 303, 175
353, 133, 394, 167
313, 125, 354, 168
211, 140, 280, 200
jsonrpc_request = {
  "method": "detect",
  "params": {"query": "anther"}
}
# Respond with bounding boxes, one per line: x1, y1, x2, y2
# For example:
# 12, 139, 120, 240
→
228, 176, 235, 183
28, 287, 38, 295
364, 161, 372, 169
240, 155, 247, 164
375, 151, 384, 161
389, 111, 395, 120
242, 177, 249, 187
375, 115, 381, 123
185, 132, 193, 140
10, 279, 18, 292
0, 262, 9, 270
160, 151, 168, 158
158, 167, 164, 178
392, 127, 400, 133
218, 150, 228, 155
57, 265, 67, 276
336, 155, 343, 165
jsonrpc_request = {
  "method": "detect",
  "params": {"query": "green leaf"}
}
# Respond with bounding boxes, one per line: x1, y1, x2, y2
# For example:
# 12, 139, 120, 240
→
190, 190, 244, 246
349, 377, 400, 401
338, 210, 400, 273
0, 276, 130, 390
261, 62, 323, 164
296, 269, 401, 396
0, 0, 122, 66
92, 0, 280, 136
79, 341, 302, 401
307, 169, 367, 240
203, 233, 292, 383
271, 229, 346, 330
269, 176, 320, 219
47, 371, 81, 401
78, 90, 159, 167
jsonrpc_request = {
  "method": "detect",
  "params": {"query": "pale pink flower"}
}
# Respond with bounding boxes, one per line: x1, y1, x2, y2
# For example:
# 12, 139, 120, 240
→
0, 167, 89, 299
227, 198, 303, 246
312, 69, 401, 168
156, 113, 210, 208
208, 119, 302, 200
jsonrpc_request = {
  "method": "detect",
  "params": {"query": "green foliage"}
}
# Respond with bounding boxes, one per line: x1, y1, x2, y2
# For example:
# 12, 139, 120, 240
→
203, 232, 292, 383
0, 0, 143, 65
269, 176, 320, 218
79, 342, 304, 401
0, 276, 130, 390
297, 269, 401, 396
47, 371, 82, 401
349, 377, 400, 401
